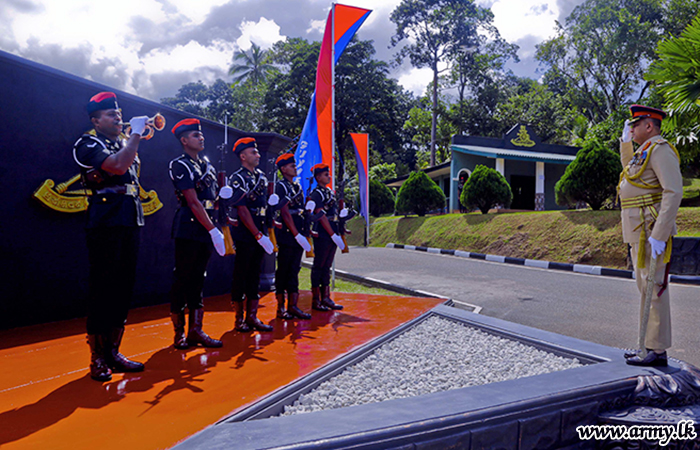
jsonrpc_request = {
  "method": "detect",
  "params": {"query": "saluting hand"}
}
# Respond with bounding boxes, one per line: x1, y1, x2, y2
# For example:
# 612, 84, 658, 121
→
621, 120, 632, 143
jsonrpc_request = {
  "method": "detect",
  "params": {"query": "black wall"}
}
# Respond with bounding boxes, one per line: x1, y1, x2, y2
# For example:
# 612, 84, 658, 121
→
0, 50, 291, 329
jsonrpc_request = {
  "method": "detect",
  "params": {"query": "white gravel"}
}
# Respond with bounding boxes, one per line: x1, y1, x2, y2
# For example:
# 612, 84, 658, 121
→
281, 315, 584, 416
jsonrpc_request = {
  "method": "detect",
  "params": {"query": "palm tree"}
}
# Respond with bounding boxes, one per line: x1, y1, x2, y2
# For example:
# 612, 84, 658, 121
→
646, 16, 700, 137
228, 42, 274, 86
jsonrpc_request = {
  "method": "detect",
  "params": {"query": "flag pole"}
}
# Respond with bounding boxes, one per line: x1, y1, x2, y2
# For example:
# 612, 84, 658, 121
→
331, 2, 337, 290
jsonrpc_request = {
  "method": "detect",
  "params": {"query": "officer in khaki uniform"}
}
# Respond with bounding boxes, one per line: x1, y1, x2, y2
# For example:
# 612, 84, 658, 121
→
618, 105, 683, 366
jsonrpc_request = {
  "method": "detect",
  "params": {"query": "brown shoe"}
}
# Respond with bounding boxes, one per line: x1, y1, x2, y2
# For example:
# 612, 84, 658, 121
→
171, 312, 189, 349
287, 292, 311, 319
312, 286, 330, 311
87, 334, 112, 382
187, 309, 223, 348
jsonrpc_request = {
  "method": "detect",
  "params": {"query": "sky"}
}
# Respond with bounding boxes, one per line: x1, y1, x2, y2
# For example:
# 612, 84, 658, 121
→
0, 0, 585, 103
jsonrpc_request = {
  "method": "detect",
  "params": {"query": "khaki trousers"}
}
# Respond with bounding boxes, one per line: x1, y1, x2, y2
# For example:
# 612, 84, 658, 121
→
630, 242, 672, 350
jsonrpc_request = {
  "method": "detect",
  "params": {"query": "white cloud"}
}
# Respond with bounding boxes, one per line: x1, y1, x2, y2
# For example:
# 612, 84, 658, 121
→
490, 0, 560, 43
398, 67, 433, 96
236, 17, 285, 50
142, 39, 235, 74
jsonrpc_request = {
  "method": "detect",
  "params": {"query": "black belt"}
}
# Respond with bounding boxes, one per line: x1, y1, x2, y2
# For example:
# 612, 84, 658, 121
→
95, 184, 138, 197
289, 208, 304, 215
248, 207, 266, 216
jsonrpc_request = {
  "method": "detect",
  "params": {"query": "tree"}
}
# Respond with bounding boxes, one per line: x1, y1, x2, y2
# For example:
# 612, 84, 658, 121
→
160, 81, 209, 116
395, 171, 446, 216
646, 15, 700, 170
369, 179, 396, 217
460, 165, 512, 214
494, 80, 579, 145
228, 42, 275, 86
536, 0, 700, 123
554, 139, 622, 210
403, 96, 456, 168
369, 163, 398, 182
390, 0, 505, 166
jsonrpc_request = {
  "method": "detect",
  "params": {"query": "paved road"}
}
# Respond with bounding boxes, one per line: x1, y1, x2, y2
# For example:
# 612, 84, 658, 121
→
310, 247, 700, 366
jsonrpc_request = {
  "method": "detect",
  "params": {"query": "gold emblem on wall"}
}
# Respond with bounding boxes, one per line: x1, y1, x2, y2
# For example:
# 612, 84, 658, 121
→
511, 125, 536, 147
33, 174, 162, 215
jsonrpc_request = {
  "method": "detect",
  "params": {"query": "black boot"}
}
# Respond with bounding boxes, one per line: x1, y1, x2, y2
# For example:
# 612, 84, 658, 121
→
187, 308, 223, 348
312, 286, 330, 311
171, 312, 189, 350
626, 350, 668, 367
245, 297, 273, 331
288, 292, 311, 319
105, 327, 144, 373
234, 301, 251, 332
276, 293, 293, 319
321, 286, 343, 310
87, 334, 112, 382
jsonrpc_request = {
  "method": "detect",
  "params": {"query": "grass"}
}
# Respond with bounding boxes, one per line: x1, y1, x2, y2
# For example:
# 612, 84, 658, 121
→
345, 208, 700, 269
683, 178, 700, 200
297, 267, 406, 296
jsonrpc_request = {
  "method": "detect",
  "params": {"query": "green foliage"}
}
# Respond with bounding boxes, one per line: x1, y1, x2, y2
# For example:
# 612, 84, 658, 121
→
403, 96, 456, 168
228, 42, 275, 86
536, 0, 697, 123
646, 15, 700, 171
369, 163, 397, 182
160, 81, 210, 116
460, 165, 512, 214
494, 82, 579, 145
555, 139, 622, 210
369, 179, 396, 217
395, 171, 446, 216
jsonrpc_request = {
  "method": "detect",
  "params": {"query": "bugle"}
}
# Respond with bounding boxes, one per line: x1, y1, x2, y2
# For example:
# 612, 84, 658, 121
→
122, 113, 166, 140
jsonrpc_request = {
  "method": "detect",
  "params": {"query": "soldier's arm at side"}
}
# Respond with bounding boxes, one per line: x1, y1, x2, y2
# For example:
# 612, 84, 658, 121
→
183, 188, 216, 232
650, 145, 683, 241
101, 134, 141, 175
620, 141, 634, 167
315, 208, 335, 236
237, 205, 261, 237
279, 203, 300, 236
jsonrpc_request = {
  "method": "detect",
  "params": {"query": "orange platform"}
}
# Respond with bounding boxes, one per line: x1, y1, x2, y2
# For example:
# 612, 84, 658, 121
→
0, 292, 442, 450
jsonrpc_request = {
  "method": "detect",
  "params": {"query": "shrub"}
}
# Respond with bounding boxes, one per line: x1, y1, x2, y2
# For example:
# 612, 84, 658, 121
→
460, 165, 512, 214
555, 139, 622, 210
395, 171, 445, 216
369, 179, 395, 216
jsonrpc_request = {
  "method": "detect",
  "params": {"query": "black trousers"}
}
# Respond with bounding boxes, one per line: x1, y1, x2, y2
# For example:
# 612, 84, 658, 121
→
231, 239, 264, 302
170, 238, 212, 313
276, 242, 303, 294
85, 226, 141, 335
311, 236, 336, 287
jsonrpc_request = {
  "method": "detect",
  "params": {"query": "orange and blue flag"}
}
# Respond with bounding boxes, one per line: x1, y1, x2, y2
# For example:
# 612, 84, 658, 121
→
296, 4, 371, 194
351, 133, 369, 226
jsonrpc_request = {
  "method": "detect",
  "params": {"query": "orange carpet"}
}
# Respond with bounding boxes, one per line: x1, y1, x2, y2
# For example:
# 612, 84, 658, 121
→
0, 292, 442, 450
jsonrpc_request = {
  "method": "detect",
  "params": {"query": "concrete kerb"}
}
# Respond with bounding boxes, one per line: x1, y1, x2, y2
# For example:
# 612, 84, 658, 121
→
386, 243, 700, 286
300, 260, 483, 314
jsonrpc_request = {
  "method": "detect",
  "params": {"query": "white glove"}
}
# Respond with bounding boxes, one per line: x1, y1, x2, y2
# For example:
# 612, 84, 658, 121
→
648, 237, 666, 258
128, 116, 148, 136
209, 228, 226, 256
305, 200, 316, 212
219, 185, 233, 199
331, 233, 345, 251
268, 193, 279, 206
257, 234, 274, 254
339, 208, 349, 218
621, 119, 632, 143
295, 233, 312, 251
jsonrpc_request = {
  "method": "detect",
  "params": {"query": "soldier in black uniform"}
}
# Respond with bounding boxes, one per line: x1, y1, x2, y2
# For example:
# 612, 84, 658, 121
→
168, 118, 225, 349
73, 92, 147, 381
269, 153, 312, 320
306, 163, 348, 311
220, 137, 274, 332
